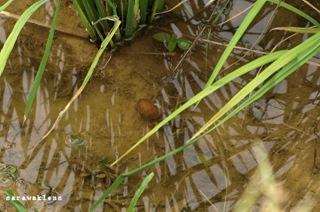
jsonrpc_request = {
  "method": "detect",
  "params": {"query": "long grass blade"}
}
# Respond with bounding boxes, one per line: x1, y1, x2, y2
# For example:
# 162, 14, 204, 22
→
5, 190, 27, 212
0, 0, 49, 76
23, 0, 60, 124
128, 172, 154, 211
125, 0, 139, 38
90, 175, 126, 211
0, 0, 14, 12
267, 0, 320, 27
73, 0, 97, 40
110, 50, 287, 166
191, 32, 320, 140
205, 0, 267, 87
271, 27, 320, 34
41, 16, 121, 140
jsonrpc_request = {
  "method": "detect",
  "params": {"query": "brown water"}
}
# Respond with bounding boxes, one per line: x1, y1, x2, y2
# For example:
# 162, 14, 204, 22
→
0, 0, 320, 211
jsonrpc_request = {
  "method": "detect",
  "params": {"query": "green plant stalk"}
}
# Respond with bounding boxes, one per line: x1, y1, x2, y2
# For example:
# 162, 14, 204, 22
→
41, 16, 121, 140
0, 0, 14, 12
125, 0, 139, 38
23, 0, 61, 123
128, 172, 154, 211
205, 0, 267, 87
192, 32, 320, 139
139, 0, 148, 24
149, 0, 165, 23
0, 0, 49, 76
95, 0, 111, 31
73, 0, 97, 40
110, 50, 287, 166
106, 0, 122, 41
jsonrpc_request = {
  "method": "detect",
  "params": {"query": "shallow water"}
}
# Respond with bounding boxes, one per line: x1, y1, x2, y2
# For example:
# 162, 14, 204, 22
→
0, 0, 320, 211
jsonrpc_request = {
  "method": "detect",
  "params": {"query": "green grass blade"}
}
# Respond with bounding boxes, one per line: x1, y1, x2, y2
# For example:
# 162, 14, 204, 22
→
271, 27, 320, 34
125, 0, 139, 38
41, 16, 121, 140
217, 36, 320, 131
128, 172, 154, 212
192, 32, 320, 139
0, 0, 49, 77
267, 0, 320, 27
205, 0, 267, 87
90, 175, 126, 211
23, 0, 60, 124
0, 0, 14, 12
139, 0, 148, 24
149, 0, 165, 23
5, 190, 28, 212
110, 50, 287, 166
73, 0, 97, 40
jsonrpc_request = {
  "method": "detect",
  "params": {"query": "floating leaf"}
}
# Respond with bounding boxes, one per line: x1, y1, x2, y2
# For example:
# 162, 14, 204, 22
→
153, 32, 171, 42
167, 39, 177, 52
177, 38, 192, 51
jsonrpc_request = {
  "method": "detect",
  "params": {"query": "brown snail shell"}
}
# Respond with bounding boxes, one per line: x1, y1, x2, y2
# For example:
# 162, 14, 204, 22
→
136, 99, 162, 121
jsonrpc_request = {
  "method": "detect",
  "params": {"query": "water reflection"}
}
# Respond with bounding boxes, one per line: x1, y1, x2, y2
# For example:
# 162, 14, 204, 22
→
0, 0, 320, 211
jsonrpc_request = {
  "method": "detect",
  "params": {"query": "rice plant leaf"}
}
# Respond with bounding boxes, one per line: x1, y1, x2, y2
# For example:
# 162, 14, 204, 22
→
73, 0, 97, 40
149, 0, 165, 23
271, 27, 320, 34
41, 16, 121, 140
205, 0, 267, 87
0, 0, 14, 12
139, 0, 148, 24
23, 0, 60, 123
191, 32, 320, 140
0, 0, 49, 77
110, 50, 287, 166
128, 172, 154, 211
5, 190, 27, 212
267, 0, 320, 27
125, 0, 139, 38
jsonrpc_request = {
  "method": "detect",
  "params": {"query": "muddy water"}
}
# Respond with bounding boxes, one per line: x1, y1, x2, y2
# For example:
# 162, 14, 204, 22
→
0, 0, 320, 211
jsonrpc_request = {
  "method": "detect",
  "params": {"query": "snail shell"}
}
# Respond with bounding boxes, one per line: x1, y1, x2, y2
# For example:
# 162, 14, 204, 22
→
136, 99, 161, 121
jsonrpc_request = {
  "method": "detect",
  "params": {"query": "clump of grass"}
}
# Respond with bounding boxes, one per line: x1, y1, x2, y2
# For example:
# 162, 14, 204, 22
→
73, 0, 166, 46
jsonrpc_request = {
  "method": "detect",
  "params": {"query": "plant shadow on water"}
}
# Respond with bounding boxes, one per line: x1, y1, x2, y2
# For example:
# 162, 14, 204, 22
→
0, 0, 320, 211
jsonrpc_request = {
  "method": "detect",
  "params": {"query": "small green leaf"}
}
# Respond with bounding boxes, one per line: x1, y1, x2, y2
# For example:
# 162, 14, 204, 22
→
177, 38, 192, 51
167, 39, 177, 52
153, 32, 171, 42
